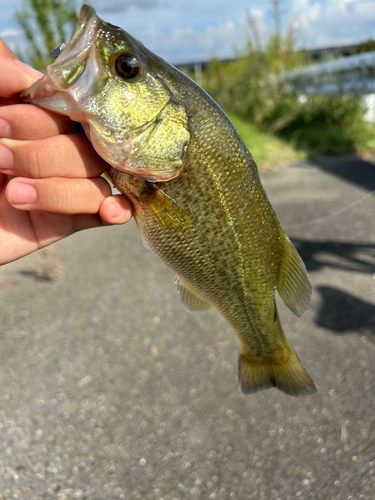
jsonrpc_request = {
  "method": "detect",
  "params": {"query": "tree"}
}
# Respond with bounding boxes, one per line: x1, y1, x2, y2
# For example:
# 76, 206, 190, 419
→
15, 0, 80, 72
354, 39, 375, 54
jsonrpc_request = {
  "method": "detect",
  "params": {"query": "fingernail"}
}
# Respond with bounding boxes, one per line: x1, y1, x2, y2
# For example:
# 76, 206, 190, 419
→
0, 144, 13, 171
14, 59, 43, 79
8, 181, 37, 205
0, 118, 11, 137
110, 201, 125, 219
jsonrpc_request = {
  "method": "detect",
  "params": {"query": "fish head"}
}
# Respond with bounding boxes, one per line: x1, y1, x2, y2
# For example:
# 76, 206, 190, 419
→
21, 4, 190, 182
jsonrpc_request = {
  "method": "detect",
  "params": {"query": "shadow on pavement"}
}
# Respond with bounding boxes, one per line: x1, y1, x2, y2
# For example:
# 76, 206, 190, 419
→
292, 238, 375, 274
309, 155, 375, 194
315, 285, 375, 334
291, 239, 375, 335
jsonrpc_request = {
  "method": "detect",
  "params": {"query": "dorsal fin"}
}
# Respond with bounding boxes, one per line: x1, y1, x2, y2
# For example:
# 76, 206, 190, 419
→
276, 232, 311, 317
176, 277, 213, 312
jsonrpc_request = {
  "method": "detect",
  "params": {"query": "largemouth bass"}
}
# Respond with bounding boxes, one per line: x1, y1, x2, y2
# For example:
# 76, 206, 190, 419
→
21, 5, 317, 396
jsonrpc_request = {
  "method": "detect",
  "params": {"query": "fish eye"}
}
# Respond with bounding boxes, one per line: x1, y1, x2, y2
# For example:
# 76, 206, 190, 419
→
115, 54, 140, 79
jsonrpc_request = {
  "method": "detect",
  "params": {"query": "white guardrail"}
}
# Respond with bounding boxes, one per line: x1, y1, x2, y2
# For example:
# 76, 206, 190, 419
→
284, 52, 375, 122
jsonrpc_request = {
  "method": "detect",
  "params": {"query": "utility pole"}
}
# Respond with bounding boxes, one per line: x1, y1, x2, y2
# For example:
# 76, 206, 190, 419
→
272, 0, 281, 37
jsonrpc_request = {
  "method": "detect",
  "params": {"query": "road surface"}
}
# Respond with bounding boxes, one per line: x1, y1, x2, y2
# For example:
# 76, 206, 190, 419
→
0, 155, 374, 499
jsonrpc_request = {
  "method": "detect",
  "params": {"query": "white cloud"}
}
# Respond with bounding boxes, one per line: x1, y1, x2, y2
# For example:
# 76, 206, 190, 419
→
139, 19, 247, 63
0, 28, 22, 38
96, 0, 262, 63
91, 0, 158, 13
93, 0, 375, 63
290, 0, 375, 48
1, 0, 374, 66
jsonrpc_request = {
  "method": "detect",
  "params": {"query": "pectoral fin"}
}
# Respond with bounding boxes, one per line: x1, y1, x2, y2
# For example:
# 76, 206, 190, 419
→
143, 187, 195, 233
176, 277, 213, 312
277, 232, 311, 317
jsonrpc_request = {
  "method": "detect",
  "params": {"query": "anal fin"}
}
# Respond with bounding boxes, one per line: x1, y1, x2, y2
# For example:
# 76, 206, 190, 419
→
176, 277, 213, 312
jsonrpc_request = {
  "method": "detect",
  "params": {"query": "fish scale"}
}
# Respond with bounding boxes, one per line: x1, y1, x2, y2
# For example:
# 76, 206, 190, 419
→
21, 4, 316, 397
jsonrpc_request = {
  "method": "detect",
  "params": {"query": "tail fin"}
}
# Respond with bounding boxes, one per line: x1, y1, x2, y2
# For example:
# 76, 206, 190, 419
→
238, 346, 317, 397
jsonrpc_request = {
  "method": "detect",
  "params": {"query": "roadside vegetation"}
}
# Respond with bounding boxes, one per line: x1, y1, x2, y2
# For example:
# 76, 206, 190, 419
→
228, 113, 307, 169
199, 3, 375, 167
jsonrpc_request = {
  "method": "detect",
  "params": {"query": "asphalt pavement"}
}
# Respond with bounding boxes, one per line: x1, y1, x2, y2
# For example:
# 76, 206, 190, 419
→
0, 154, 374, 499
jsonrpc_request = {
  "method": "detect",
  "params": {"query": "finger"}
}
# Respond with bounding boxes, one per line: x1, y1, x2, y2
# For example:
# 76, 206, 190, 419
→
0, 104, 77, 139
99, 195, 134, 224
0, 39, 42, 97
6, 176, 114, 215
0, 134, 108, 179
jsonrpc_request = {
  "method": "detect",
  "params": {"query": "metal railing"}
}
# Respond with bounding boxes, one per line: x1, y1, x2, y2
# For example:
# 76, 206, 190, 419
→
283, 52, 375, 95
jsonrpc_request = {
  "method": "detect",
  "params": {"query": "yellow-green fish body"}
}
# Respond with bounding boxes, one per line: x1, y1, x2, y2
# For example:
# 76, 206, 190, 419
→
22, 5, 316, 396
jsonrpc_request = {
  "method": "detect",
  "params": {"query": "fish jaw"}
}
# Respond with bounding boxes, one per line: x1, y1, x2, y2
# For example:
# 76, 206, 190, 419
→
20, 4, 102, 122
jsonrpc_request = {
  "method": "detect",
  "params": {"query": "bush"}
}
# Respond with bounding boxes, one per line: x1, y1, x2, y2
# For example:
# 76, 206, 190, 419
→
272, 95, 364, 154
201, 33, 369, 156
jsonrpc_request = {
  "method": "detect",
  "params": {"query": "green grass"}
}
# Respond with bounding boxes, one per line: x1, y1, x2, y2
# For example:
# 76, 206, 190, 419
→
356, 122, 375, 154
228, 113, 375, 169
228, 113, 307, 168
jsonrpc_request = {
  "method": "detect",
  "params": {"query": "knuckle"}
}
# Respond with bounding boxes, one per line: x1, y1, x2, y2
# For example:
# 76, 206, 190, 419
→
28, 142, 44, 179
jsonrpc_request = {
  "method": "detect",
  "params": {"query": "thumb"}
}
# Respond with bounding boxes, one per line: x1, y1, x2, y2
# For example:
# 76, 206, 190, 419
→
0, 38, 43, 97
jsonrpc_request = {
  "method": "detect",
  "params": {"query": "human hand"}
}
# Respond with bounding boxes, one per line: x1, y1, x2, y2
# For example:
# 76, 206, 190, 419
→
0, 39, 133, 266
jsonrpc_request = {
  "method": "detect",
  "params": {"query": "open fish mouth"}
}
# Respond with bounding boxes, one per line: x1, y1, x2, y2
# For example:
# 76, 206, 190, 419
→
20, 4, 101, 117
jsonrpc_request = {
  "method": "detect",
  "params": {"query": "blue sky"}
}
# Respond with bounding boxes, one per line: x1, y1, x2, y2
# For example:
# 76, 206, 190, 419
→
1, 0, 374, 64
